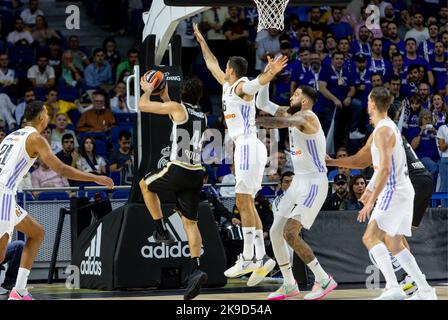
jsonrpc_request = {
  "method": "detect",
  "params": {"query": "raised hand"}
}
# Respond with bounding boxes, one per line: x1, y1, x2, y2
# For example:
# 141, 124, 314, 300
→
266, 55, 289, 75
140, 77, 154, 94
193, 23, 206, 44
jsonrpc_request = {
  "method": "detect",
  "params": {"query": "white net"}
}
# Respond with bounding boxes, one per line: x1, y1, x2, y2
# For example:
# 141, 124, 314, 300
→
254, 0, 290, 32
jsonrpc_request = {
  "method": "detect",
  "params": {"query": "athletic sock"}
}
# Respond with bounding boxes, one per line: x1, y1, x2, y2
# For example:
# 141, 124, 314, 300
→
154, 218, 167, 235
306, 258, 329, 283
280, 264, 296, 286
15, 268, 30, 292
254, 229, 266, 261
242, 227, 255, 260
395, 249, 431, 291
369, 243, 398, 288
191, 257, 201, 272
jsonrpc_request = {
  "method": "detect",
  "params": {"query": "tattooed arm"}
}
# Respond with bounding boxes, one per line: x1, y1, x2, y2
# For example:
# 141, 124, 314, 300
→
256, 113, 306, 129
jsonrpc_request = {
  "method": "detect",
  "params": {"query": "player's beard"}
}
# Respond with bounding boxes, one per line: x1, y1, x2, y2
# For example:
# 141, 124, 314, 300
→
287, 101, 302, 115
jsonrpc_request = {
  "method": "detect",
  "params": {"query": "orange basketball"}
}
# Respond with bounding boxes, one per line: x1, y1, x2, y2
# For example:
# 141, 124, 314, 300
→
144, 70, 166, 95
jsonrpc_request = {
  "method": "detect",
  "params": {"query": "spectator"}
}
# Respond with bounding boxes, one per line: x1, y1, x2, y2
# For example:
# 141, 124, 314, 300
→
67, 35, 90, 72
389, 75, 404, 112
410, 109, 440, 178
299, 34, 313, 50
402, 65, 422, 97
327, 147, 361, 181
430, 41, 447, 94
289, 46, 308, 100
116, 48, 139, 82
418, 23, 439, 62
0, 53, 18, 97
383, 3, 399, 25
339, 174, 366, 210
322, 173, 349, 210
431, 94, 448, 129
75, 136, 107, 175
20, 0, 43, 26
260, 168, 280, 197
14, 88, 35, 124
55, 133, 78, 186
110, 81, 133, 113
177, 15, 201, 77
403, 38, 434, 87
0, 93, 17, 131
59, 50, 83, 88
0, 240, 24, 292
77, 90, 115, 133
436, 116, 448, 206
44, 88, 79, 124
256, 28, 281, 72
31, 158, 69, 188
40, 125, 58, 153
46, 39, 62, 75
27, 53, 55, 88
109, 130, 134, 185
324, 35, 338, 60
308, 7, 330, 40
222, 7, 249, 59
405, 12, 429, 46
385, 22, 406, 55
351, 53, 371, 139
302, 52, 322, 92
354, 5, 382, 39
274, 171, 294, 198
328, 7, 353, 41
391, 53, 407, 85
51, 113, 78, 152
351, 25, 372, 58
318, 51, 356, 149
439, 6, 448, 28
313, 38, 326, 61
103, 37, 121, 73
202, 7, 229, 65
7, 17, 34, 46
84, 48, 113, 90
402, 95, 423, 140
418, 82, 432, 110
31, 15, 60, 47
368, 38, 392, 83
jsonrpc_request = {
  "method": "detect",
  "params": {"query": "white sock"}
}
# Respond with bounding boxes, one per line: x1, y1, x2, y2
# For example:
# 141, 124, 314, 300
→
242, 227, 255, 260
395, 249, 431, 291
15, 268, 30, 291
369, 243, 398, 288
306, 258, 329, 283
254, 229, 266, 260
280, 264, 296, 286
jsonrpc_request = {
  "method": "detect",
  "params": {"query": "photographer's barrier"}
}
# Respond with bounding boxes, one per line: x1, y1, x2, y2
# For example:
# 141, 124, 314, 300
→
300, 208, 448, 283
71, 202, 227, 290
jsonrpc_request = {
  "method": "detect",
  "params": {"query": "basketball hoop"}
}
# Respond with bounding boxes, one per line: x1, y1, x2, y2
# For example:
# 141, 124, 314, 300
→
253, 0, 290, 32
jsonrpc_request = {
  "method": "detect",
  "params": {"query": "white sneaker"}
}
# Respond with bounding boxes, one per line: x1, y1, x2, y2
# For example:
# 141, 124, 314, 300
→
304, 276, 338, 300
406, 287, 437, 300
0, 286, 8, 295
400, 275, 418, 296
374, 286, 407, 300
246, 255, 276, 287
349, 130, 366, 140
267, 282, 300, 300
224, 254, 258, 278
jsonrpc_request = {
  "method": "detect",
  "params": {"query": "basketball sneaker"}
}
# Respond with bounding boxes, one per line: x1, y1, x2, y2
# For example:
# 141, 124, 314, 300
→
183, 269, 208, 300
8, 288, 34, 300
373, 286, 406, 300
247, 255, 276, 286
267, 282, 300, 300
224, 254, 258, 278
400, 275, 418, 296
406, 287, 437, 300
153, 230, 175, 245
304, 276, 338, 300
0, 286, 8, 295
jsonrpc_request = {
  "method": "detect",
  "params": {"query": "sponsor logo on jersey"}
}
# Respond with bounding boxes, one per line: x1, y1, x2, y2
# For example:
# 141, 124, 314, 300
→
290, 149, 302, 156
141, 213, 204, 259
157, 146, 171, 169
225, 113, 237, 120
163, 71, 181, 82
80, 223, 102, 276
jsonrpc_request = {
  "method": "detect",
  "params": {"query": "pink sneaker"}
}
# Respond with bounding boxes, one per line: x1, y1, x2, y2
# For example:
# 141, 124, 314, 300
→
304, 276, 338, 300
8, 288, 34, 300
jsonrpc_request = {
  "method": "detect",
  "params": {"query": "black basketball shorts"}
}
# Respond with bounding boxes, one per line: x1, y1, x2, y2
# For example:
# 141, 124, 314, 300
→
143, 162, 204, 221
410, 172, 434, 228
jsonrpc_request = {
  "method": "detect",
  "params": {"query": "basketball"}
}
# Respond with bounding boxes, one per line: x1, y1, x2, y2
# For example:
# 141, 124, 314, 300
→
144, 70, 167, 95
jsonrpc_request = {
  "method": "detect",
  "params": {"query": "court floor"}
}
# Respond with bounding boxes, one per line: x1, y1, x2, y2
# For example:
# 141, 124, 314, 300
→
3, 279, 446, 300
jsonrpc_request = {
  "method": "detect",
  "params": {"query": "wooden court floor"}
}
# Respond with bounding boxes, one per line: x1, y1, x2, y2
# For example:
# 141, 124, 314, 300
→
7, 280, 447, 300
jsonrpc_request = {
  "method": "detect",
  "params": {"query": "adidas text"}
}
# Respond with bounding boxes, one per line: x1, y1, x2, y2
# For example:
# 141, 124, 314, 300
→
80, 258, 102, 276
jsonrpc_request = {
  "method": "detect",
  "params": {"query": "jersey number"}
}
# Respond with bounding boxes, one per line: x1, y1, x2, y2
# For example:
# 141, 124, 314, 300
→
190, 130, 201, 149
0, 144, 13, 166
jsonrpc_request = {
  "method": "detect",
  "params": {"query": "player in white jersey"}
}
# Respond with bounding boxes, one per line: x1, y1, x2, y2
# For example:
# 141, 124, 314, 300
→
0, 102, 113, 300
355, 87, 436, 300
257, 85, 338, 300
194, 23, 289, 285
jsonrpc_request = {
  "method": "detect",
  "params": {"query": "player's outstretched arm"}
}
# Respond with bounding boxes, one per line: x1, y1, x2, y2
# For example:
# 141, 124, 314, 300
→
193, 23, 226, 85
138, 80, 185, 121
326, 135, 373, 169
256, 82, 288, 117
256, 113, 306, 129
29, 134, 114, 188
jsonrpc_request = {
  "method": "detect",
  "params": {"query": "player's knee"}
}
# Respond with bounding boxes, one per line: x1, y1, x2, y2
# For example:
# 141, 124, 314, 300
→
362, 233, 373, 248
32, 224, 45, 242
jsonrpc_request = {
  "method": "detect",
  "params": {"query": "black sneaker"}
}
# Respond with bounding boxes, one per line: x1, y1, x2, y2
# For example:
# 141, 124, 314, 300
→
153, 230, 176, 244
184, 269, 208, 300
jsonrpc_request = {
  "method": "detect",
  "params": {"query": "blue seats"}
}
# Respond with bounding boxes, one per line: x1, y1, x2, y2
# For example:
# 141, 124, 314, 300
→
111, 189, 130, 200
95, 139, 108, 157
431, 192, 448, 207
67, 109, 81, 127
38, 192, 70, 201
78, 131, 107, 142
58, 86, 79, 102
110, 171, 121, 185
114, 113, 136, 125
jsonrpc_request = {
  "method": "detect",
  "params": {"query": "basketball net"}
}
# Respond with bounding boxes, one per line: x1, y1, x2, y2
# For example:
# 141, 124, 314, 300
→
254, 0, 290, 32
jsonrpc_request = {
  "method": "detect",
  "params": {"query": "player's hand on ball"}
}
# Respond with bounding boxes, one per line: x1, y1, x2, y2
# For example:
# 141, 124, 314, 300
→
140, 77, 154, 94
95, 176, 114, 189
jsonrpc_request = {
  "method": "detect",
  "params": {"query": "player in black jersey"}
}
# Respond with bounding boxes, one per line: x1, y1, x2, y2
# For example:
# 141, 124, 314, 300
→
326, 105, 434, 297
138, 76, 207, 300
